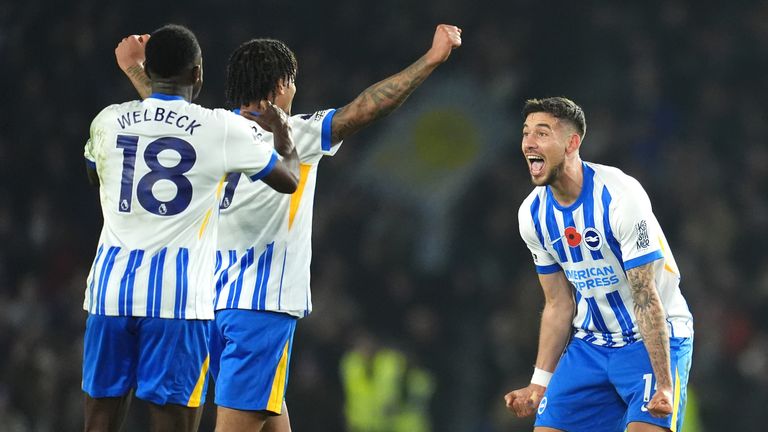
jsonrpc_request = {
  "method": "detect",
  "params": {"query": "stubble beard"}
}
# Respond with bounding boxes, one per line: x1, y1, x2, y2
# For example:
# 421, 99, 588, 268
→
531, 159, 565, 187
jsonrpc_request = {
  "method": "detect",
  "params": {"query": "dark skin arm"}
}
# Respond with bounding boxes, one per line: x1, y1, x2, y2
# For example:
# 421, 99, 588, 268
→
329, 24, 462, 143
241, 101, 299, 194
627, 262, 674, 418
86, 164, 99, 187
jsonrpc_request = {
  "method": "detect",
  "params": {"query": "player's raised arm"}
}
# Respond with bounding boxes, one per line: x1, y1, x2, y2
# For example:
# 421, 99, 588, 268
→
330, 24, 462, 143
626, 262, 674, 418
240, 101, 300, 193
115, 34, 152, 99
504, 271, 574, 418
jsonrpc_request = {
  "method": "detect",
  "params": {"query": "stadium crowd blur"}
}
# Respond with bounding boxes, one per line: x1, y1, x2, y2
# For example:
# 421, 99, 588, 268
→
1, 1, 766, 431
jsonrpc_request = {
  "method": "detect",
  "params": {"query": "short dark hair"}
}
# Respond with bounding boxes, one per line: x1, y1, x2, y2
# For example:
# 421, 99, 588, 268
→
145, 24, 201, 79
225, 39, 297, 108
523, 97, 586, 138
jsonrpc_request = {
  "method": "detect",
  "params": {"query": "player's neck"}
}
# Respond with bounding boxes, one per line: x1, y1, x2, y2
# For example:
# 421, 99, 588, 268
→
150, 82, 193, 101
549, 158, 584, 207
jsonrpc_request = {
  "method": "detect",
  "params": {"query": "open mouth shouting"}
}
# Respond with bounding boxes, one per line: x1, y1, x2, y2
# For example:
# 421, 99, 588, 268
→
526, 154, 545, 177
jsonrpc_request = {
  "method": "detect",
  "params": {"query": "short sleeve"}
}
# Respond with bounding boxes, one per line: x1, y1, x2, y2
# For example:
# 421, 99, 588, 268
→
608, 180, 664, 271
84, 139, 96, 170
519, 198, 561, 274
85, 112, 106, 170
290, 109, 341, 164
223, 113, 280, 182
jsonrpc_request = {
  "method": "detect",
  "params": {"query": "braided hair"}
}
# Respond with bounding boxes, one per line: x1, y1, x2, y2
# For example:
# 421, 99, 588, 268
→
225, 38, 297, 108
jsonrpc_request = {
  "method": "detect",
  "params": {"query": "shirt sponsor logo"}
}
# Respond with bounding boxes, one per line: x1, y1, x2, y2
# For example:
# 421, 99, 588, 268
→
564, 266, 620, 290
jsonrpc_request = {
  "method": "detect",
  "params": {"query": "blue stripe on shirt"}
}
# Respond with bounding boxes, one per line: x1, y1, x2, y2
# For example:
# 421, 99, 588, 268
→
623, 250, 664, 271
321, 109, 337, 151
249, 151, 279, 182
88, 245, 105, 314
581, 165, 604, 260
174, 248, 189, 319
98, 247, 121, 314
228, 247, 255, 308
215, 251, 238, 306
530, 195, 546, 248
535, 263, 562, 274
606, 290, 636, 344
561, 209, 584, 263
146, 248, 167, 317
259, 243, 274, 309
601, 186, 624, 267
585, 296, 614, 347
545, 194, 568, 262
119, 249, 144, 316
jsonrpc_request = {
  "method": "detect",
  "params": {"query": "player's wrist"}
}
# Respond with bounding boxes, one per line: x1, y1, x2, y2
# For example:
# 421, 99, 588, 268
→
530, 367, 553, 387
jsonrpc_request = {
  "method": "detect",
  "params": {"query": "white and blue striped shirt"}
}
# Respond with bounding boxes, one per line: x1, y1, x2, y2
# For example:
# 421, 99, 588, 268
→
519, 161, 693, 347
83, 95, 277, 320
213, 109, 340, 318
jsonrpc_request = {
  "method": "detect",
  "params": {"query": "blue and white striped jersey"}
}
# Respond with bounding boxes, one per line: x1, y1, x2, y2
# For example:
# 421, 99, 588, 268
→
213, 109, 340, 318
83, 95, 278, 320
519, 162, 693, 347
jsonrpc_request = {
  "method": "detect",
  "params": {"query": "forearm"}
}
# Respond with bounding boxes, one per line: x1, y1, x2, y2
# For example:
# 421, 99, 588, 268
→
628, 264, 672, 388
331, 54, 438, 142
124, 64, 152, 99
534, 301, 574, 372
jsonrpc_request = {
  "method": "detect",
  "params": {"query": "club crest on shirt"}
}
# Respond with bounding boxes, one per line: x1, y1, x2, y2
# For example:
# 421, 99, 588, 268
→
537, 396, 548, 415
582, 227, 602, 251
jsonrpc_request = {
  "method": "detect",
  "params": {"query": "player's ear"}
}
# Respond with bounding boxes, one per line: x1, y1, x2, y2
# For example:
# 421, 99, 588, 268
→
275, 78, 287, 95
566, 132, 581, 155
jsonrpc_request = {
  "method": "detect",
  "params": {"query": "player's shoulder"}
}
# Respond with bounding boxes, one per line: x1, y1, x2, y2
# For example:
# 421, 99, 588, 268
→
92, 100, 142, 122
290, 108, 336, 127
518, 187, 546, 219
587, 161, 646, 196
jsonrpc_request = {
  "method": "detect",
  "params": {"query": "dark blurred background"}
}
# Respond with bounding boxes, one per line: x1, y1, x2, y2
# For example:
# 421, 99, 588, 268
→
1, 0, 767, 431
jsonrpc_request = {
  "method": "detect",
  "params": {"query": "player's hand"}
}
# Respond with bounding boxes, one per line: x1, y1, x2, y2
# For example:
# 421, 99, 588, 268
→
115, 34, 150, 72
424, 24, 462, 65
504, 384, 546, 418
646, 387, 674, 418
240, 100, 290, 133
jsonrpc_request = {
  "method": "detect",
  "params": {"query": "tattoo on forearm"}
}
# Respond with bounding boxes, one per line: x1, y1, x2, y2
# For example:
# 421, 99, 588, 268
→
627, 264, 672, 388
126, 65, 151, 96
332, 56, 433, 141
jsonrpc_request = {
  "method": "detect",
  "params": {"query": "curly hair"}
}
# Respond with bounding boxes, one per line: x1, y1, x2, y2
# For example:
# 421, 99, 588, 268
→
523, 97, 586, 138
225, 38, 298, 108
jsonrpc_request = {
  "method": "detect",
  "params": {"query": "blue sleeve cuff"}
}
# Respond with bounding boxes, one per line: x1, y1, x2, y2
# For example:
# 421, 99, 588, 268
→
535, 263, 562, 274
623, 250, 664, 271
321, 109, 337, 151
249, 151, 278, 182
85, 158, 96, 169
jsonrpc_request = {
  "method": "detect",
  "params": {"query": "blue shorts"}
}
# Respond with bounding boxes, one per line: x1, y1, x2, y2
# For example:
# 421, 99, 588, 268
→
535, 336, 693, 432
210, 309, 296, 413
82, 314, 210, 407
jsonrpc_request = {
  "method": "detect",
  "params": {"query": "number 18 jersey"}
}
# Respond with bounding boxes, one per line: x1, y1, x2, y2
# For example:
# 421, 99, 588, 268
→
83, 94, 277, 320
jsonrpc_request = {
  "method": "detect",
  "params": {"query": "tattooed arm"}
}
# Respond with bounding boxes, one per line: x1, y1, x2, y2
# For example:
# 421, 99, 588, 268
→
115, 34, 152, 99
627, 262, 674, 418
330, 24, 462, 143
